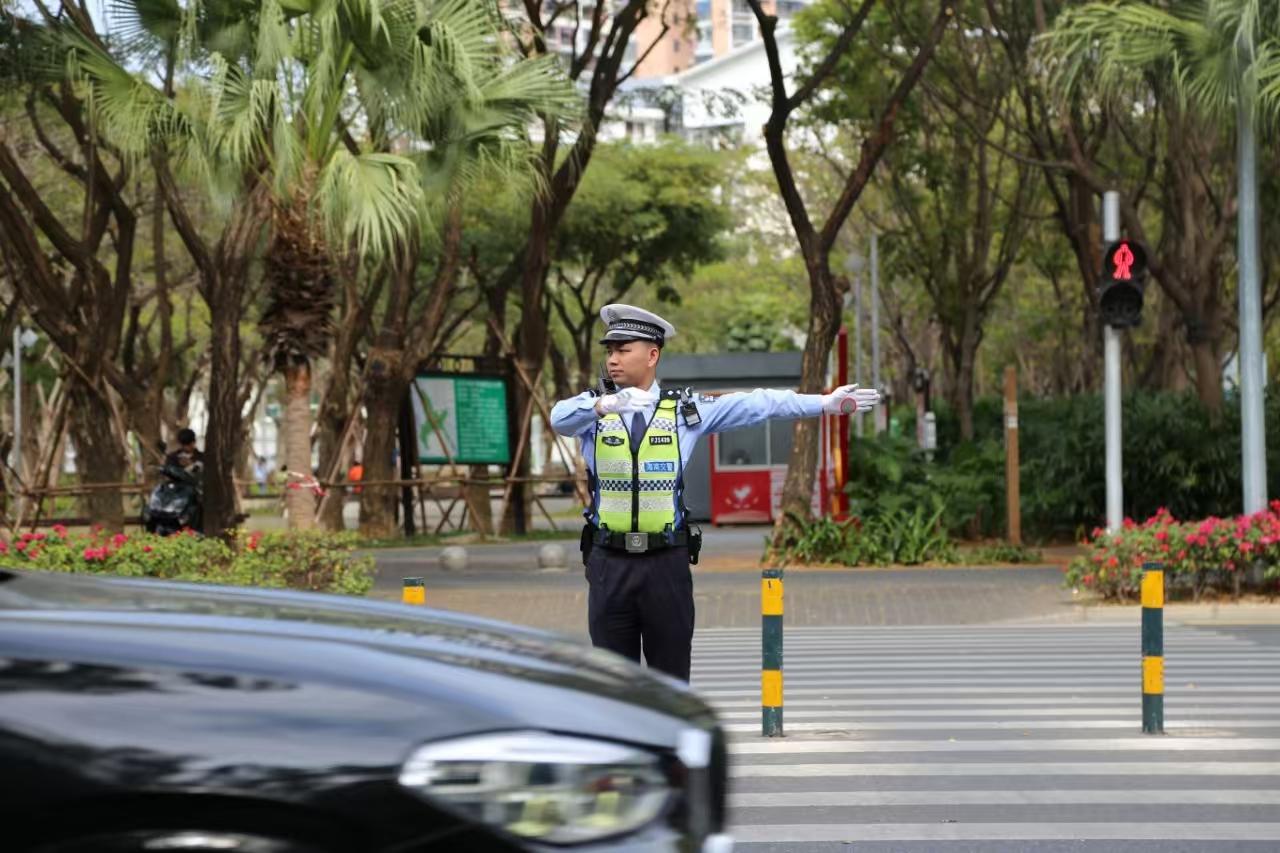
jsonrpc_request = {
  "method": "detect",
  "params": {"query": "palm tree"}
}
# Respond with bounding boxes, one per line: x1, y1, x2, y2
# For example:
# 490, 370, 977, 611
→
1044, 0, 1278, 515
59, 0, 572, 529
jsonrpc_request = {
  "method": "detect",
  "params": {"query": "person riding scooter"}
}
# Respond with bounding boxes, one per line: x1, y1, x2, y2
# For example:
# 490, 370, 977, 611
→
143, 428, 204, 535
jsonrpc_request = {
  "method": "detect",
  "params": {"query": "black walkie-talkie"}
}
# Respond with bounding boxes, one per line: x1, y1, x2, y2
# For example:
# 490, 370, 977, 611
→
599, 364, 618, 395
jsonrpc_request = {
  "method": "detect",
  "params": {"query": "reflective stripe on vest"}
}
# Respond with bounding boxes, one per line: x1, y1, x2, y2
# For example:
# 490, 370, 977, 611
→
593, 398, 681, 533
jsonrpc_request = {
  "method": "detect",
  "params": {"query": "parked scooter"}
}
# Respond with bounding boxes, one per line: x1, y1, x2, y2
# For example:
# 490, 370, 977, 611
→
142, 462, 203, 536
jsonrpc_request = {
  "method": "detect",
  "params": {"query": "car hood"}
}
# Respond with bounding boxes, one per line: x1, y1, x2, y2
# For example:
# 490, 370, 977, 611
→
0, 569, 718, 749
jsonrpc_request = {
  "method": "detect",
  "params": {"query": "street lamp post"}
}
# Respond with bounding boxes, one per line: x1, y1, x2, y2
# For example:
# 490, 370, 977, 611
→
870, 232, 882, 433
1237, 97, 1267, 515
10, 327, 38, 502
845, 253, 865, 438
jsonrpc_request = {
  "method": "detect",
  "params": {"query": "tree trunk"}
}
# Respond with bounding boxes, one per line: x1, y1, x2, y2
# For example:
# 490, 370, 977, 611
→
1140, 295, 1184, 392
195, 183, 269, 538
943, 312, 981, 442
316, 352, 357, 533
66, 381, 126, 530
1190, 338, 1224, 414
283, 359, 315, 530
769, 262, 843, 549
358, 346, 408, 538
316, 380, 353, 531
953, 354, 976, 443
203, 278, 246, 536
548, 339, 573, 405
504, 207, 553, 536
1067, 173, 1104, 391
469, 280, 510, 538
125, 394, 164, 476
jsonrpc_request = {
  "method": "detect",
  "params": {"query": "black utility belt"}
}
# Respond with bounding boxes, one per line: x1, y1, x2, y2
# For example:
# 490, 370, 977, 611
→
592, 528, 693, 554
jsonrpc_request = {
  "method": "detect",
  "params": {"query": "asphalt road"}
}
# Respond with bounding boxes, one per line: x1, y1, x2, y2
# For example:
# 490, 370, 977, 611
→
363, 530, 1280, 850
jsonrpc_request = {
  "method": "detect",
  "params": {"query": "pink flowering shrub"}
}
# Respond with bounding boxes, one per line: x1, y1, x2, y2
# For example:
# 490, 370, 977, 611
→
1065, 503, 1280, 601
0, 527, 373, 595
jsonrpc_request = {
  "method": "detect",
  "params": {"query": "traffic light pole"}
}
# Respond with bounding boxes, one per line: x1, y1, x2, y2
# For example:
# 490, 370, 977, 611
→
1103, 191, 1123, 533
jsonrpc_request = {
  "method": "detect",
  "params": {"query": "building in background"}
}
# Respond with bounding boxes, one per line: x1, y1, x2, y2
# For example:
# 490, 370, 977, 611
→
601, 22, 797, 147
527, 0, 810, 79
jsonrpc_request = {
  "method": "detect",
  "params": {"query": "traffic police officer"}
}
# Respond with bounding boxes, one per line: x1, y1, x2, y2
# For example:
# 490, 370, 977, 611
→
550, 304, 882, 682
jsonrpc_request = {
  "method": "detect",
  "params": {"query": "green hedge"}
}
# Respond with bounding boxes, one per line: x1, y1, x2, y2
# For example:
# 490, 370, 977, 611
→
1064, 505, 1280, 601
845, 434, 1006, 538
771, 507, 958, 566
3, 526, 374, 595
881, 387, 1280, 540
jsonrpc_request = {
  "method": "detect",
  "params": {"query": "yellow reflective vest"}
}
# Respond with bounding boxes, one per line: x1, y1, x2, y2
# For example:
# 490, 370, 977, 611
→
593, 397, 681, 533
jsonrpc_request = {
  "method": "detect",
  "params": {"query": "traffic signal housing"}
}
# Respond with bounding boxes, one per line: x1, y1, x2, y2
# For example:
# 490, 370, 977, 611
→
1099, 239, 1148, 328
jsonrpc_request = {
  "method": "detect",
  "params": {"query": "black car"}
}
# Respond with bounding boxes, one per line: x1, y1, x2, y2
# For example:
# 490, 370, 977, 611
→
0, 569, 731, 853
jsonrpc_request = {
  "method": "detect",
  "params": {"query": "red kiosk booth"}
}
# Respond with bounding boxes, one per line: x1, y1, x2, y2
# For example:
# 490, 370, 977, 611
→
707, 416, 830, 524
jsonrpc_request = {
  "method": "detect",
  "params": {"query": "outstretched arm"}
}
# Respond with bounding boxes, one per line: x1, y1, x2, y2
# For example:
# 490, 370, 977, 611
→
696, 384, 882, 435
696, 389, 824, 435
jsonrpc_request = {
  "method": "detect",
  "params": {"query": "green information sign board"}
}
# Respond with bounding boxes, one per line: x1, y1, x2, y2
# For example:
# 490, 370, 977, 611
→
412, 374, 511, 465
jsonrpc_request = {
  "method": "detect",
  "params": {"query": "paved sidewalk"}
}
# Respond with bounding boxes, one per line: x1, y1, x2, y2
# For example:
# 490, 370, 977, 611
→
368, 559, 1079, 636
366, 526, 1280, 634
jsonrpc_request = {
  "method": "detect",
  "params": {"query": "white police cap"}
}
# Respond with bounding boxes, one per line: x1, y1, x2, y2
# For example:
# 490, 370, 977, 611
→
598, 304, 677, 346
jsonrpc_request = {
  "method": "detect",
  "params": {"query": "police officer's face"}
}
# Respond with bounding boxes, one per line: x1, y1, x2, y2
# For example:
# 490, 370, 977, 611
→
605, 341, 660, 388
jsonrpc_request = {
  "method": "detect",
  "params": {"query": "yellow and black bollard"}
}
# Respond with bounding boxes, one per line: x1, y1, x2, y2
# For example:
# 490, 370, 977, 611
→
1141, 562, 1164, 734
403, 576, 426, 606
762, 568, 784, 737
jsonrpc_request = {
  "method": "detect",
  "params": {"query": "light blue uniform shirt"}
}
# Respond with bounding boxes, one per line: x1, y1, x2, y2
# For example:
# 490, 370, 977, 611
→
550, 381, 824, 528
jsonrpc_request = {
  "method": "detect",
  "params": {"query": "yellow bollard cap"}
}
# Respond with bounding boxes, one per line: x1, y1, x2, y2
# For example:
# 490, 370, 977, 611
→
402, 576, 426, 606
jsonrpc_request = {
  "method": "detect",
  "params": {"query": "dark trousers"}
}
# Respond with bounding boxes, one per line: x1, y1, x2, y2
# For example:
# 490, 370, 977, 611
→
586, 545, 695, 682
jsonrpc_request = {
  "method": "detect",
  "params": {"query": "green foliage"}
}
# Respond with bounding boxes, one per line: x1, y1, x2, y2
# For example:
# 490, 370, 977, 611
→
5, 526, 374, 595
857, 505, 957, 566
554, 140, 733, 304
844, 433, 1005, 538
1065, 506, 1280, 601
672, 245, 808, 354
902, 388, 1280, 540
771, 514, 854, 564
770, 506, 956, 567
724, 306, 791, 353
1043, 0, 1280, 129
55, 0, 576, 259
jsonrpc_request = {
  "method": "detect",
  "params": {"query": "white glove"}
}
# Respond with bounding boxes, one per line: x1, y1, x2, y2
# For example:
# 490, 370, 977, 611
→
821, 383, 881, 415
595, 386, 659, 417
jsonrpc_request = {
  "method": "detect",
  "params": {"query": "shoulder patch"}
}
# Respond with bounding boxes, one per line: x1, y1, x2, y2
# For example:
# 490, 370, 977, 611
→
698, 393, 718, 403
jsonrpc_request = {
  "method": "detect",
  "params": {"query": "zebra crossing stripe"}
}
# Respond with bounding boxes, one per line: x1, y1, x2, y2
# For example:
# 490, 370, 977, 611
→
727, 760, 1280, 777
718, 718, 1280, 732
729, 823, 1280, 843
727, 736, 1280, 754
731, 789, 1280, 806
705, 623, 1280, 847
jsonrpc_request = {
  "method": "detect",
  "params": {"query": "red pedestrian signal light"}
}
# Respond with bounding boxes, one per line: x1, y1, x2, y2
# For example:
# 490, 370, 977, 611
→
1099, 240, 1148, 329
1112, 243, 1134, 279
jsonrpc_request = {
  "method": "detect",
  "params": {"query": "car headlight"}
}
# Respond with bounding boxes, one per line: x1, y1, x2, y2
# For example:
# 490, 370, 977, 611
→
398, 731, 672, 845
